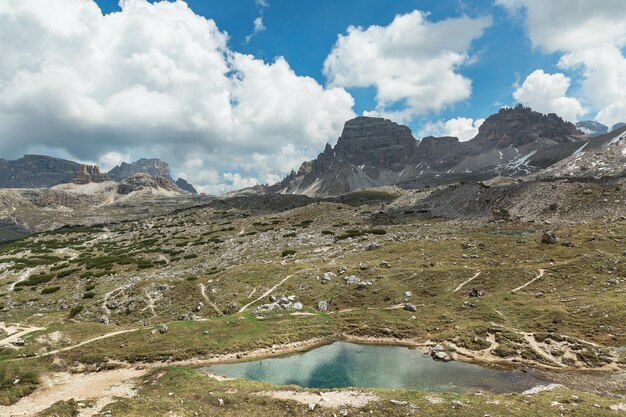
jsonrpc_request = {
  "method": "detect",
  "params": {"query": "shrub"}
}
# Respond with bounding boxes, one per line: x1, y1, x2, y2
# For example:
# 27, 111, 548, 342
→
83, 292, 95, 299
68, 305, 84, 318
281, 249, 296, 257
85, 284, 96, 292
15, 274, 54, 287
41, 286, 60, 295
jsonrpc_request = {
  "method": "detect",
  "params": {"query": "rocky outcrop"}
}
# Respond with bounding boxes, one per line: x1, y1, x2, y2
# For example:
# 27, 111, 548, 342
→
72, 164, 108, 185
108, 159, 172, 181
576, 121, 608, 137
471, 105, 582, 150
0, 155, 82, 188
175, 178, 198, 194
612, 122, 626, 132
117, 173, 180, 195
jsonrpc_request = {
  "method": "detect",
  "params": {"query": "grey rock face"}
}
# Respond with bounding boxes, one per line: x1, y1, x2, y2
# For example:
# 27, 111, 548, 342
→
108, 158, 172, 181
576, 120, 608, 137
175, 178, 198, 194
0, 155, 82, 188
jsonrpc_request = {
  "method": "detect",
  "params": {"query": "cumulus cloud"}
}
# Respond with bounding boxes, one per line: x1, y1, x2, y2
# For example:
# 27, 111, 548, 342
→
497, 0, 626, 126
323, 11, 491, 122
0, 0, 355, 194
418, 117, 484, 142
513, 70, 586, 122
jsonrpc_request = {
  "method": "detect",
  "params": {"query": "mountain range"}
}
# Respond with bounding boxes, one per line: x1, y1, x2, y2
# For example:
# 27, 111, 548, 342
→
0, 105, 624, 199
266, 105, 625, 196
0, 155, 197, 194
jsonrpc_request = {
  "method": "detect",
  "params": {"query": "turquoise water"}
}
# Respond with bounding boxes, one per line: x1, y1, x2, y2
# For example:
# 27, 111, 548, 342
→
200, 342, 548, 394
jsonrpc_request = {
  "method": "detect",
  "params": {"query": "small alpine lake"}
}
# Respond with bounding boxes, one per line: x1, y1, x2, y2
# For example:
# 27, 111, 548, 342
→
200, 342, 550, 394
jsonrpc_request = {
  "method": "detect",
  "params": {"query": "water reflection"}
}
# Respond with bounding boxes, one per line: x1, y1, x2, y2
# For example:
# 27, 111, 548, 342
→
201, 342, 549, 394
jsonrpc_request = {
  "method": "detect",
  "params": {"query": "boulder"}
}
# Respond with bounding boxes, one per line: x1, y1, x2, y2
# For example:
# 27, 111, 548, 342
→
159, 324, 168, 334
541, 231, 558, 244
468, 288, 484, 297
317, 301, 328, 312
344, 275, 360, 285
404, 303, 417, 312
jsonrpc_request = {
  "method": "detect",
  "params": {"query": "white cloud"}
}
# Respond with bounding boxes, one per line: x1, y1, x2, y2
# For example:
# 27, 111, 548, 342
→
497, 0, 626, 126
0, 0, 355, 194
419, 117, 484, 142
513, 70, 586, 122
98, 152, 130, 171
255, 0, 269, 8
323, 10, 491, 121
246, 16, 266, 43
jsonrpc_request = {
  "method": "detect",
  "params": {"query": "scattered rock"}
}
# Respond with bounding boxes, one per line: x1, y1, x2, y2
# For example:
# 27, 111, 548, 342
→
379, 260, 391, 268
359, 262, 369, 270
561, 241, 575, 247
468, 288, 484, 297
357, 281, 373, 289
523, 384, 564, 395
292, 302, 303, 311
317, 301, 328, 312
390, 400, 409, 406
11, 338, 26, 347
404, 303, 417, 312
158, 324, 168, 334
99, 315, 110, 325
404, 291, 412, 297
430, 345, 452, 362
338, 266, 347, 274
269, 295, 277, 302
321, 272, 336, 284
344, 275, 360, 285
541, 231, 558, 244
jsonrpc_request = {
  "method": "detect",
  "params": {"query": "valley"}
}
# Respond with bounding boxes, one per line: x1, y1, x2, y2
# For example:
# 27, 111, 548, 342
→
0, 179, 624, 415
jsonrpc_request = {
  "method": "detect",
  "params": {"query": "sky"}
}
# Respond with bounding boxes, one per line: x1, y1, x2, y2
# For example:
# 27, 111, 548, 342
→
0, 0, 625, 193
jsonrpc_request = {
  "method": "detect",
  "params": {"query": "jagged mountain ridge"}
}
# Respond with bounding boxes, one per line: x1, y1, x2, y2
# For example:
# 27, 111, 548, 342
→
0, 155, 198, 193
107, 158, 172, 181
272, 105, 587, 196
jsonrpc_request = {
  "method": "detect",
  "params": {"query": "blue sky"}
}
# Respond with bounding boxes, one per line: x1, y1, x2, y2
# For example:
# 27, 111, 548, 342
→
94, 0, 558, 129
1, 0, 625, 192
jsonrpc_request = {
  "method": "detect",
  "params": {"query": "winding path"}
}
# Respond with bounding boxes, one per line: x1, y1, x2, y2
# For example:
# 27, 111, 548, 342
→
238, 270, 311, 313
38, 328, 140, 357
453, 271, 481, 293
510, 269, 545, 293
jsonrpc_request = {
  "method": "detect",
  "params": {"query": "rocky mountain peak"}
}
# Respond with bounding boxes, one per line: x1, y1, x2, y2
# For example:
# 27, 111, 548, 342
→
472, 104, 583, 150
175, 178, 198, 194
108, 158, 172, 181
117, 173, 179, 195
334, 116, 417, 169
576, 120, 608, 137
72, 164, 108, 185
